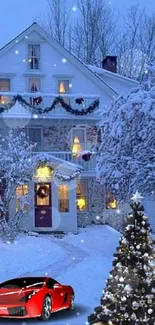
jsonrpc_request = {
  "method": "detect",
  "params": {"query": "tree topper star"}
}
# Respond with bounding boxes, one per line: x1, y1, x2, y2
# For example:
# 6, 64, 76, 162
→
131, 191, 143, 204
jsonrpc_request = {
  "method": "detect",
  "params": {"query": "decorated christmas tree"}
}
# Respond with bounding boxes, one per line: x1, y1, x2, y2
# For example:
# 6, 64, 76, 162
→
88, 191, 155, 325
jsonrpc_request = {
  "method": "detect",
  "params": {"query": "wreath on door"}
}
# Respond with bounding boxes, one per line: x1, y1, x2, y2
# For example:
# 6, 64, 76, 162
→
36, 185, 50, 199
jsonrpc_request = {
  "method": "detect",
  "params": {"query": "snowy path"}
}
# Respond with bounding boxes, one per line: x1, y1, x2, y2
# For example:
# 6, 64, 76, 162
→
20, 239, 89, 278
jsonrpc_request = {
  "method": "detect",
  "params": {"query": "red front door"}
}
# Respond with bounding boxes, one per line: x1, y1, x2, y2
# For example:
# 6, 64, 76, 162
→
34, 183, 52, 227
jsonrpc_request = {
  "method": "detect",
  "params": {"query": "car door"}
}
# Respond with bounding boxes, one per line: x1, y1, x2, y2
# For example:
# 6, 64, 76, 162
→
46, 279, 65, 311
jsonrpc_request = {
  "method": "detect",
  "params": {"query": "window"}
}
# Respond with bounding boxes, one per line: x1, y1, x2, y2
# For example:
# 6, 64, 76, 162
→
29, 78, 40, 92
72, 127, 86, 156
105, 192, 117, 209
35, 184, 50, 206
58, 185, 69, 212
28, 78, 41, 106
76, 180, 88, 211
0, 78, 10, 104
58, 80, 69, 104
28, 45, 40, 69
46, 278, 59, 289
27, 127, 42, 151
16, 185, 28, 212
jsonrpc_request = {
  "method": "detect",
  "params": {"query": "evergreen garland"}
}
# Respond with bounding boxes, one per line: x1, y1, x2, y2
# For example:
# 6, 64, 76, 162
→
0, 94, 99, 116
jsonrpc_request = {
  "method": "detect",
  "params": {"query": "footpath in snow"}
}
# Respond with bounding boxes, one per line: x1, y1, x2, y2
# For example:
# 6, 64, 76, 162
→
0, 225, 120, 325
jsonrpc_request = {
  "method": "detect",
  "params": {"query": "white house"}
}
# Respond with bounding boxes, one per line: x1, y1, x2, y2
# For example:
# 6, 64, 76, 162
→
0, 22, 146, 234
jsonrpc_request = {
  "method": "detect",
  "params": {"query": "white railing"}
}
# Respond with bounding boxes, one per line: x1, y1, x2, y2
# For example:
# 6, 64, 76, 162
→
34, 151, 97, 172
0, 92, 100, 117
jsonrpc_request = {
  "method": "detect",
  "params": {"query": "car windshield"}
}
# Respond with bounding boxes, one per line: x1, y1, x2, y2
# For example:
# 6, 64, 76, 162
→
0, 277, 46, 289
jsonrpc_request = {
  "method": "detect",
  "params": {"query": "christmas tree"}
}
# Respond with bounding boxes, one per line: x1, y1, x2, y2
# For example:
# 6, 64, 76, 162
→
88, 191, 155, 325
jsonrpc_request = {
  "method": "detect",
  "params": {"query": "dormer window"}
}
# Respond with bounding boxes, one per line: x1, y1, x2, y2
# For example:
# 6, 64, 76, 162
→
28, 45, 40, 69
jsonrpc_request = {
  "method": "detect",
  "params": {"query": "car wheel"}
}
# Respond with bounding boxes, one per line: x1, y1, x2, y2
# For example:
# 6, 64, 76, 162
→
68, 294, 75, 310
40, 295, 52, 321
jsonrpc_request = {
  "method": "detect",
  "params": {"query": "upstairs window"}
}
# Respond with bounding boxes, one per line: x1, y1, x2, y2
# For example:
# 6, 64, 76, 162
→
0, 78, 10, 104
71, 127, 86, 156
28, 45, 40, 70
58, 80, 69, 104
28, 78, 40, 106
29, 78, 40, 92
27, 127, 42, 152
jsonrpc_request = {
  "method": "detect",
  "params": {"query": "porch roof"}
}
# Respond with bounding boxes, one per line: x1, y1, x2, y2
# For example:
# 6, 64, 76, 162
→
33, 152, 83, 171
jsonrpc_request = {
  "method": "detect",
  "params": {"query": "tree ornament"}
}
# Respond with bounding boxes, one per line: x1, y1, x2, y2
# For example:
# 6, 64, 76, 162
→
148, 309, 153, 314
131, 191, 144, 204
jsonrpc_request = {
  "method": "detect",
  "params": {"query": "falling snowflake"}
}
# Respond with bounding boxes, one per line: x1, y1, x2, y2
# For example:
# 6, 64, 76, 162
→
72, 5, 77, 11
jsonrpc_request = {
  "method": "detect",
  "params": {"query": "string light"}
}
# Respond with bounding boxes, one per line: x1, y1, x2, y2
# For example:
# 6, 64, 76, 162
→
15, 50, 19, 54
62, 58, 67, 63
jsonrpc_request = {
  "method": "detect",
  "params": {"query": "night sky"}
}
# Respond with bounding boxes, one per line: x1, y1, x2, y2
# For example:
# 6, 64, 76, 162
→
0, 0, 153, 48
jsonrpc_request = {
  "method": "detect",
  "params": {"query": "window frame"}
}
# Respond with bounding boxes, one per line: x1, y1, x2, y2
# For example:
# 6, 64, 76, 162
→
28, 77, 41, 93
27, 126, 43, 152
58, 184, 70, 213
71, 126, 87, 152
105, 191, 118, 210
0, 78, 11, 105
76, 179, 88, 212
15, 184, 29, 213
28, 44, 40, 70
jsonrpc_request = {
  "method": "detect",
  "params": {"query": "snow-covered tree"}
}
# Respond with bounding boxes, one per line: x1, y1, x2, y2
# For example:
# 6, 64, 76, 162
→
0, 129, 35, 242
88, 194, 155, 325
96, 61, 155, 201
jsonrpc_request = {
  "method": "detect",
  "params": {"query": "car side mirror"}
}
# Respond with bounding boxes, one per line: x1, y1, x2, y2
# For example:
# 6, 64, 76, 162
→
53, 283, 61, 289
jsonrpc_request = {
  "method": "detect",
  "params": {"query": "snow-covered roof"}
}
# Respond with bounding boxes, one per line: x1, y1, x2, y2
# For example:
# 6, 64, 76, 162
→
33, 152, 83, 171
87, 65, 138, 85
0, 22, 117, 98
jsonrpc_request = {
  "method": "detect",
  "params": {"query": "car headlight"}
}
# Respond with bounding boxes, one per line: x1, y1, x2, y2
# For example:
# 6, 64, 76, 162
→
19, 291, 36, 302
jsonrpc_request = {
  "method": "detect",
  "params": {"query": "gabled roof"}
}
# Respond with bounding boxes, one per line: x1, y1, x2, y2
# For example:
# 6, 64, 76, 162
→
0, 22, 117, 97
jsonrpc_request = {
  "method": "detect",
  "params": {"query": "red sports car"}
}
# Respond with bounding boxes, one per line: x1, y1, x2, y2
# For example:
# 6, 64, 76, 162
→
0, 277, 75, 321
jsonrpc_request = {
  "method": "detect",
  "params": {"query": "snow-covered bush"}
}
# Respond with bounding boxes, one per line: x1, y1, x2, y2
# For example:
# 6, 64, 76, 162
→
97, 62, 155, 201
0, 129, 35, 242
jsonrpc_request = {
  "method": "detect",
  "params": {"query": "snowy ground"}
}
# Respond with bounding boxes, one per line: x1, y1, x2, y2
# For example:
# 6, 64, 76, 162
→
0, 225, 120, 325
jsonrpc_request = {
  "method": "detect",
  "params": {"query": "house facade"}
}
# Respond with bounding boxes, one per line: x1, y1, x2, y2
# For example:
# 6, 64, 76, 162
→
0, 22, 141, 233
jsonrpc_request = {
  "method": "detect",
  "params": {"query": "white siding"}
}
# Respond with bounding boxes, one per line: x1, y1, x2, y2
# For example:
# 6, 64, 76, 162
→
0, 30, 111, 110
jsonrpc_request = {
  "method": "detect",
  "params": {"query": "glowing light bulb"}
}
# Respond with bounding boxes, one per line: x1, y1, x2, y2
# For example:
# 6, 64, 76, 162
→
62, 58, 67, 63
15, 50, 19, 54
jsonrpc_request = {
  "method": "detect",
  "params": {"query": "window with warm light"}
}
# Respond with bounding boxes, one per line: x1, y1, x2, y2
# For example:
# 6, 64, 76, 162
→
27, 127, 42, 151
28, 45, 40, 69
105, 192, 118, 209
16, 185, 28, 212
76, 180, 88, 211
0, 79, 10, 104
58, 80, 69, 104
72, 127, 86, 156
58, 185, 69, 212
35, 184, 51, 206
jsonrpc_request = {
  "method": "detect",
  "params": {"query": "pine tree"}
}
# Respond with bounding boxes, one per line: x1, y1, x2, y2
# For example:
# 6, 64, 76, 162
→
88, 192, 155, 325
